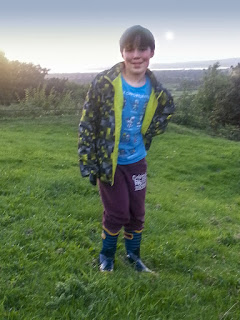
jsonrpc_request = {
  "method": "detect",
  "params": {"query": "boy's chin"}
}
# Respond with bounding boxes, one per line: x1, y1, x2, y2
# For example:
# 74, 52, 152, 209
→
132, 70, 147, 76
130, 66, 147, 75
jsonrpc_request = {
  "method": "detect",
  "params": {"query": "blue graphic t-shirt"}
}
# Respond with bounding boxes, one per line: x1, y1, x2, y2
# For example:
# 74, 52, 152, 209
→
117, 75, 151, 165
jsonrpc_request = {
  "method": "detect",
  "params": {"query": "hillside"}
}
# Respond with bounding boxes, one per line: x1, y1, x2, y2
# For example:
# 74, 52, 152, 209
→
1, 116, 240, 319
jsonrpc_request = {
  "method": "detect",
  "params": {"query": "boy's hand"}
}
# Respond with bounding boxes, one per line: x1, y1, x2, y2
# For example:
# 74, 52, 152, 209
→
89, 173, 97, 186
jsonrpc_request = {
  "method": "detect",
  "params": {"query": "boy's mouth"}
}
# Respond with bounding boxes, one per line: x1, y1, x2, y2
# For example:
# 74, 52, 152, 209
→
132, 62, 142, 67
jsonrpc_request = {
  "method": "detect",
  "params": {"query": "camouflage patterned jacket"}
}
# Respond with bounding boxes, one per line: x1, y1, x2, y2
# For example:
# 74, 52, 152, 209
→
78, 62, 175, 185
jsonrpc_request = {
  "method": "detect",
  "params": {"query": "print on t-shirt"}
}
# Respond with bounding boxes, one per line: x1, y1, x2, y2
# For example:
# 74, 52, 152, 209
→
118, 75, 151, 165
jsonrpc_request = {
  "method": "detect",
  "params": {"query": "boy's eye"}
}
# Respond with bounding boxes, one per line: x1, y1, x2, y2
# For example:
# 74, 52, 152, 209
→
124, 47, 134, 52
124, 47, 148, 53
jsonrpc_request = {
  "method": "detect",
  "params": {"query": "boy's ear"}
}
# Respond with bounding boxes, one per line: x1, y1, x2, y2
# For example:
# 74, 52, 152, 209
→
150, 50, 155, 58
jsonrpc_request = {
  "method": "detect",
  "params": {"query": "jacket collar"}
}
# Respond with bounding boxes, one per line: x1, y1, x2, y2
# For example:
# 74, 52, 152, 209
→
104, 62, 123, 81
104, 62, 163, 95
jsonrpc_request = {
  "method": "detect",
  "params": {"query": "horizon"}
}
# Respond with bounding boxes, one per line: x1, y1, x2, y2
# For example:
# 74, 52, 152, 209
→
46, 57, 239, 74
1, 0, 240, 73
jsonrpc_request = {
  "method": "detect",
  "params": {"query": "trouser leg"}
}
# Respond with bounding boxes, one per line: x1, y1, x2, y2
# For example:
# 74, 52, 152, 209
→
123, 158, 147, 231
98, 167, 130, 234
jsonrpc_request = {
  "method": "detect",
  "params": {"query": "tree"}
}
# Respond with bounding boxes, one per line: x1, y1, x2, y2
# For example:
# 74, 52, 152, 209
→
192, 62, 230, 128
0, 51, 12, 105
212, 64, 240, 128
10, 61, 49, 101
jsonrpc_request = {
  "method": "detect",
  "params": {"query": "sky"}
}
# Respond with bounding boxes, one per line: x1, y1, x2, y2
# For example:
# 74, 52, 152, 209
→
1, 0, 240, 73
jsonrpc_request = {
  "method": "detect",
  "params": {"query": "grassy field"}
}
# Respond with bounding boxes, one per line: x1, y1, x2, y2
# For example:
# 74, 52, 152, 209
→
0, 116, 240, 320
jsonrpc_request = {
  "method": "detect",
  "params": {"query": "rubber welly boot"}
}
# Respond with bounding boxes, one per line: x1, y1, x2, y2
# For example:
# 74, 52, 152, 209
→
124, 231, 152, 272
99, 229, 119, 272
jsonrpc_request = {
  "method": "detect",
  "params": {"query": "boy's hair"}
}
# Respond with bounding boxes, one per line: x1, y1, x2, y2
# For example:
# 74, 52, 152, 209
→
120, 25, 155, 53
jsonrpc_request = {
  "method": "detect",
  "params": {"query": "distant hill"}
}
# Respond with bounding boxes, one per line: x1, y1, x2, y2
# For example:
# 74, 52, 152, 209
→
150, 57, 240, 70
46, 72, 98, 85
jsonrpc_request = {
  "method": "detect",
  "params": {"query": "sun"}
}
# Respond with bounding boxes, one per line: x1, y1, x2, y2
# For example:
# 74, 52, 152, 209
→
165, 31, 175, 41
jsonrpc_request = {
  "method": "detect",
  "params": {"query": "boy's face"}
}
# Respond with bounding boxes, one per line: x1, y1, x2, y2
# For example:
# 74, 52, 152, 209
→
121, 45, 154, 76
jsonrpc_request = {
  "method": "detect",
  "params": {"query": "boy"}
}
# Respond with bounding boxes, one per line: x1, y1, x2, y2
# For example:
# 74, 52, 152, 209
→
78, 25, 175, 272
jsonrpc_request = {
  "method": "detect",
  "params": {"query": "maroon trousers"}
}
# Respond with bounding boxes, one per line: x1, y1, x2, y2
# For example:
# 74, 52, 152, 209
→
98, 158, 147, 234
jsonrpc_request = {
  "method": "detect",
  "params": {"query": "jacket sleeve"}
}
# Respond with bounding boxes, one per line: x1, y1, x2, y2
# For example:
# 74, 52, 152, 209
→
145, 88, 175, 150
157, 89, 175, 133
78, 80, 100, 178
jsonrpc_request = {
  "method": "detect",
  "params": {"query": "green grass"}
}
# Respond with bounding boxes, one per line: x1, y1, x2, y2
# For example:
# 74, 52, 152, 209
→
0, 116, 240, 319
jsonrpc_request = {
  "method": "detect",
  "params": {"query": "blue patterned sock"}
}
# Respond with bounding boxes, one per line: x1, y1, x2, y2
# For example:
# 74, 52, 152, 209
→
100, 229, 119, 258
124, 231, 142, 257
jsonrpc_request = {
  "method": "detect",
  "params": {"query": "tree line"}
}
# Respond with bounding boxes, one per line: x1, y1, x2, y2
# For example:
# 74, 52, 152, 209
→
173, 62, 240, 141
0, 51, 88, 115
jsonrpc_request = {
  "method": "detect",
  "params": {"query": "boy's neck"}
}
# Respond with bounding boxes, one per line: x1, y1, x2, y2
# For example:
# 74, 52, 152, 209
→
122, 69, 146, 87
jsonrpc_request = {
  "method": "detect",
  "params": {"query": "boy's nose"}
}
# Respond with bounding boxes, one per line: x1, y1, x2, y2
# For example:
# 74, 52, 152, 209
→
132, 48, 141, 57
